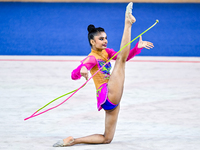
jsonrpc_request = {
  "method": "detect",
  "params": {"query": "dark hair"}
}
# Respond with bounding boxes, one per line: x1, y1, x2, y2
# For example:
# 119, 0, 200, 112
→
87, 24, 105, 46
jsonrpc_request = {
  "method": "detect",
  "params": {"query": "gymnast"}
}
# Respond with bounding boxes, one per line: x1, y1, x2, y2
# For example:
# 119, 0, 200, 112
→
53, 2, 154, 147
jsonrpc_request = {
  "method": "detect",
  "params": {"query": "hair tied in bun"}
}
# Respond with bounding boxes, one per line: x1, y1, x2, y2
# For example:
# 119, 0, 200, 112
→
87, 24, 96, 33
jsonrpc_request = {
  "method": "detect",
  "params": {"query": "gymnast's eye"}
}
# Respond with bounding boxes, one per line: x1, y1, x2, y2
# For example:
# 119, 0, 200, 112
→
99, 37, 104, 41
99, 37, 107, 41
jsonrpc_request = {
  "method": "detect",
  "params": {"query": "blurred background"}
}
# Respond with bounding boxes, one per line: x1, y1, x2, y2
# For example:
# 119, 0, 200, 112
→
0, 0, 200, 56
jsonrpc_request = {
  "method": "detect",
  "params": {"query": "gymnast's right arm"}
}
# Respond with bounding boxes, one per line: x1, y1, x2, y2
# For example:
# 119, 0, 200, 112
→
71, 55, 97, 80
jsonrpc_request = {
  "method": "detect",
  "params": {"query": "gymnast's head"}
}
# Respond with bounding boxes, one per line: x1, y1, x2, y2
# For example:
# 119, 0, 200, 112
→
87, 24, 107, 50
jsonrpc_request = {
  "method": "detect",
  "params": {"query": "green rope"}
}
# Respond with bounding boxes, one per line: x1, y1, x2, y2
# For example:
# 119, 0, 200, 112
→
35, 20, 159, 113
36, 89, 77, 112
36, 83, 87, 112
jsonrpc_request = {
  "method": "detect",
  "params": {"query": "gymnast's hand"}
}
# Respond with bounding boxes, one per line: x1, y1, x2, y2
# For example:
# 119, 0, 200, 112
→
80, 66, 88, 80
138, 36, 154, 49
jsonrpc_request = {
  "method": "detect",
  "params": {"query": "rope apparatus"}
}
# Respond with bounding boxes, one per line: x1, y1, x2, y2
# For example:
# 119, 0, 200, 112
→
24, 20, 159, 121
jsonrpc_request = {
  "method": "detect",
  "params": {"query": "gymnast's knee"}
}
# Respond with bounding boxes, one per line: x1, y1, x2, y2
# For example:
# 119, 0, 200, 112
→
116, 55, 126, 63
103, 138, 113, 144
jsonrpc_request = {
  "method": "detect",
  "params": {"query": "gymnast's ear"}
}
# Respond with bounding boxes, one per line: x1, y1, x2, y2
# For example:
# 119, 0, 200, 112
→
90, 39, 95, 46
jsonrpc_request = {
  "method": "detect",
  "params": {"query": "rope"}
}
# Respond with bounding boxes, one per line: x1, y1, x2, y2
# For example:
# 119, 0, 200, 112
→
24, 20, 159, 121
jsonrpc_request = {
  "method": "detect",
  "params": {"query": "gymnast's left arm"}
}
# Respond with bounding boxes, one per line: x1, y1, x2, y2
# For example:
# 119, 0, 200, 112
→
105, 36, 154, 61
105, 42, 142, 61
127, 36, 154, 60
137, 36, 154, 50
126, 35, 155, 60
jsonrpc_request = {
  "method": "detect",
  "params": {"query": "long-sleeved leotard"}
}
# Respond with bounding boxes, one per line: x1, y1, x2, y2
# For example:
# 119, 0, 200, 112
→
71, 42, 143, 110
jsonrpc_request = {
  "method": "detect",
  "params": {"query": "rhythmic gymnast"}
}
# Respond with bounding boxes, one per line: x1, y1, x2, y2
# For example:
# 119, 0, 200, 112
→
53, 2, 154, 147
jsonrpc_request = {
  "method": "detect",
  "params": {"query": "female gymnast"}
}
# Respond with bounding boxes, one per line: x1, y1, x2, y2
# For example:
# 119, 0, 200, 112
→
53, 2, 154, 147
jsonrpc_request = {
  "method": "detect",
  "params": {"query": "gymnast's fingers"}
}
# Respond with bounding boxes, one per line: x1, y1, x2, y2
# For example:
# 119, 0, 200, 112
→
145, 42, 154, 49
85, 73, 88, 80
81, 72, 88, 80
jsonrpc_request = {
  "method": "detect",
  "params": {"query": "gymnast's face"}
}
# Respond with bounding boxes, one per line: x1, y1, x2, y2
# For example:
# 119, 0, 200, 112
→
90, 32, 108, 51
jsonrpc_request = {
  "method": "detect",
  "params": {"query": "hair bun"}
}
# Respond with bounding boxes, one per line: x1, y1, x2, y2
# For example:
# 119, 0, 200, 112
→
87, 24, 96, 33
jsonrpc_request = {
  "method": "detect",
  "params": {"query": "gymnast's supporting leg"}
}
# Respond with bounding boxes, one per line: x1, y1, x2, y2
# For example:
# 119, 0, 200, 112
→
61, 105, 120, 146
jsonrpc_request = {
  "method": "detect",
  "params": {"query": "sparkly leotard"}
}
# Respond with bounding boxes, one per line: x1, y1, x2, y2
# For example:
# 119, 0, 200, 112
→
71, 42, 142, 111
